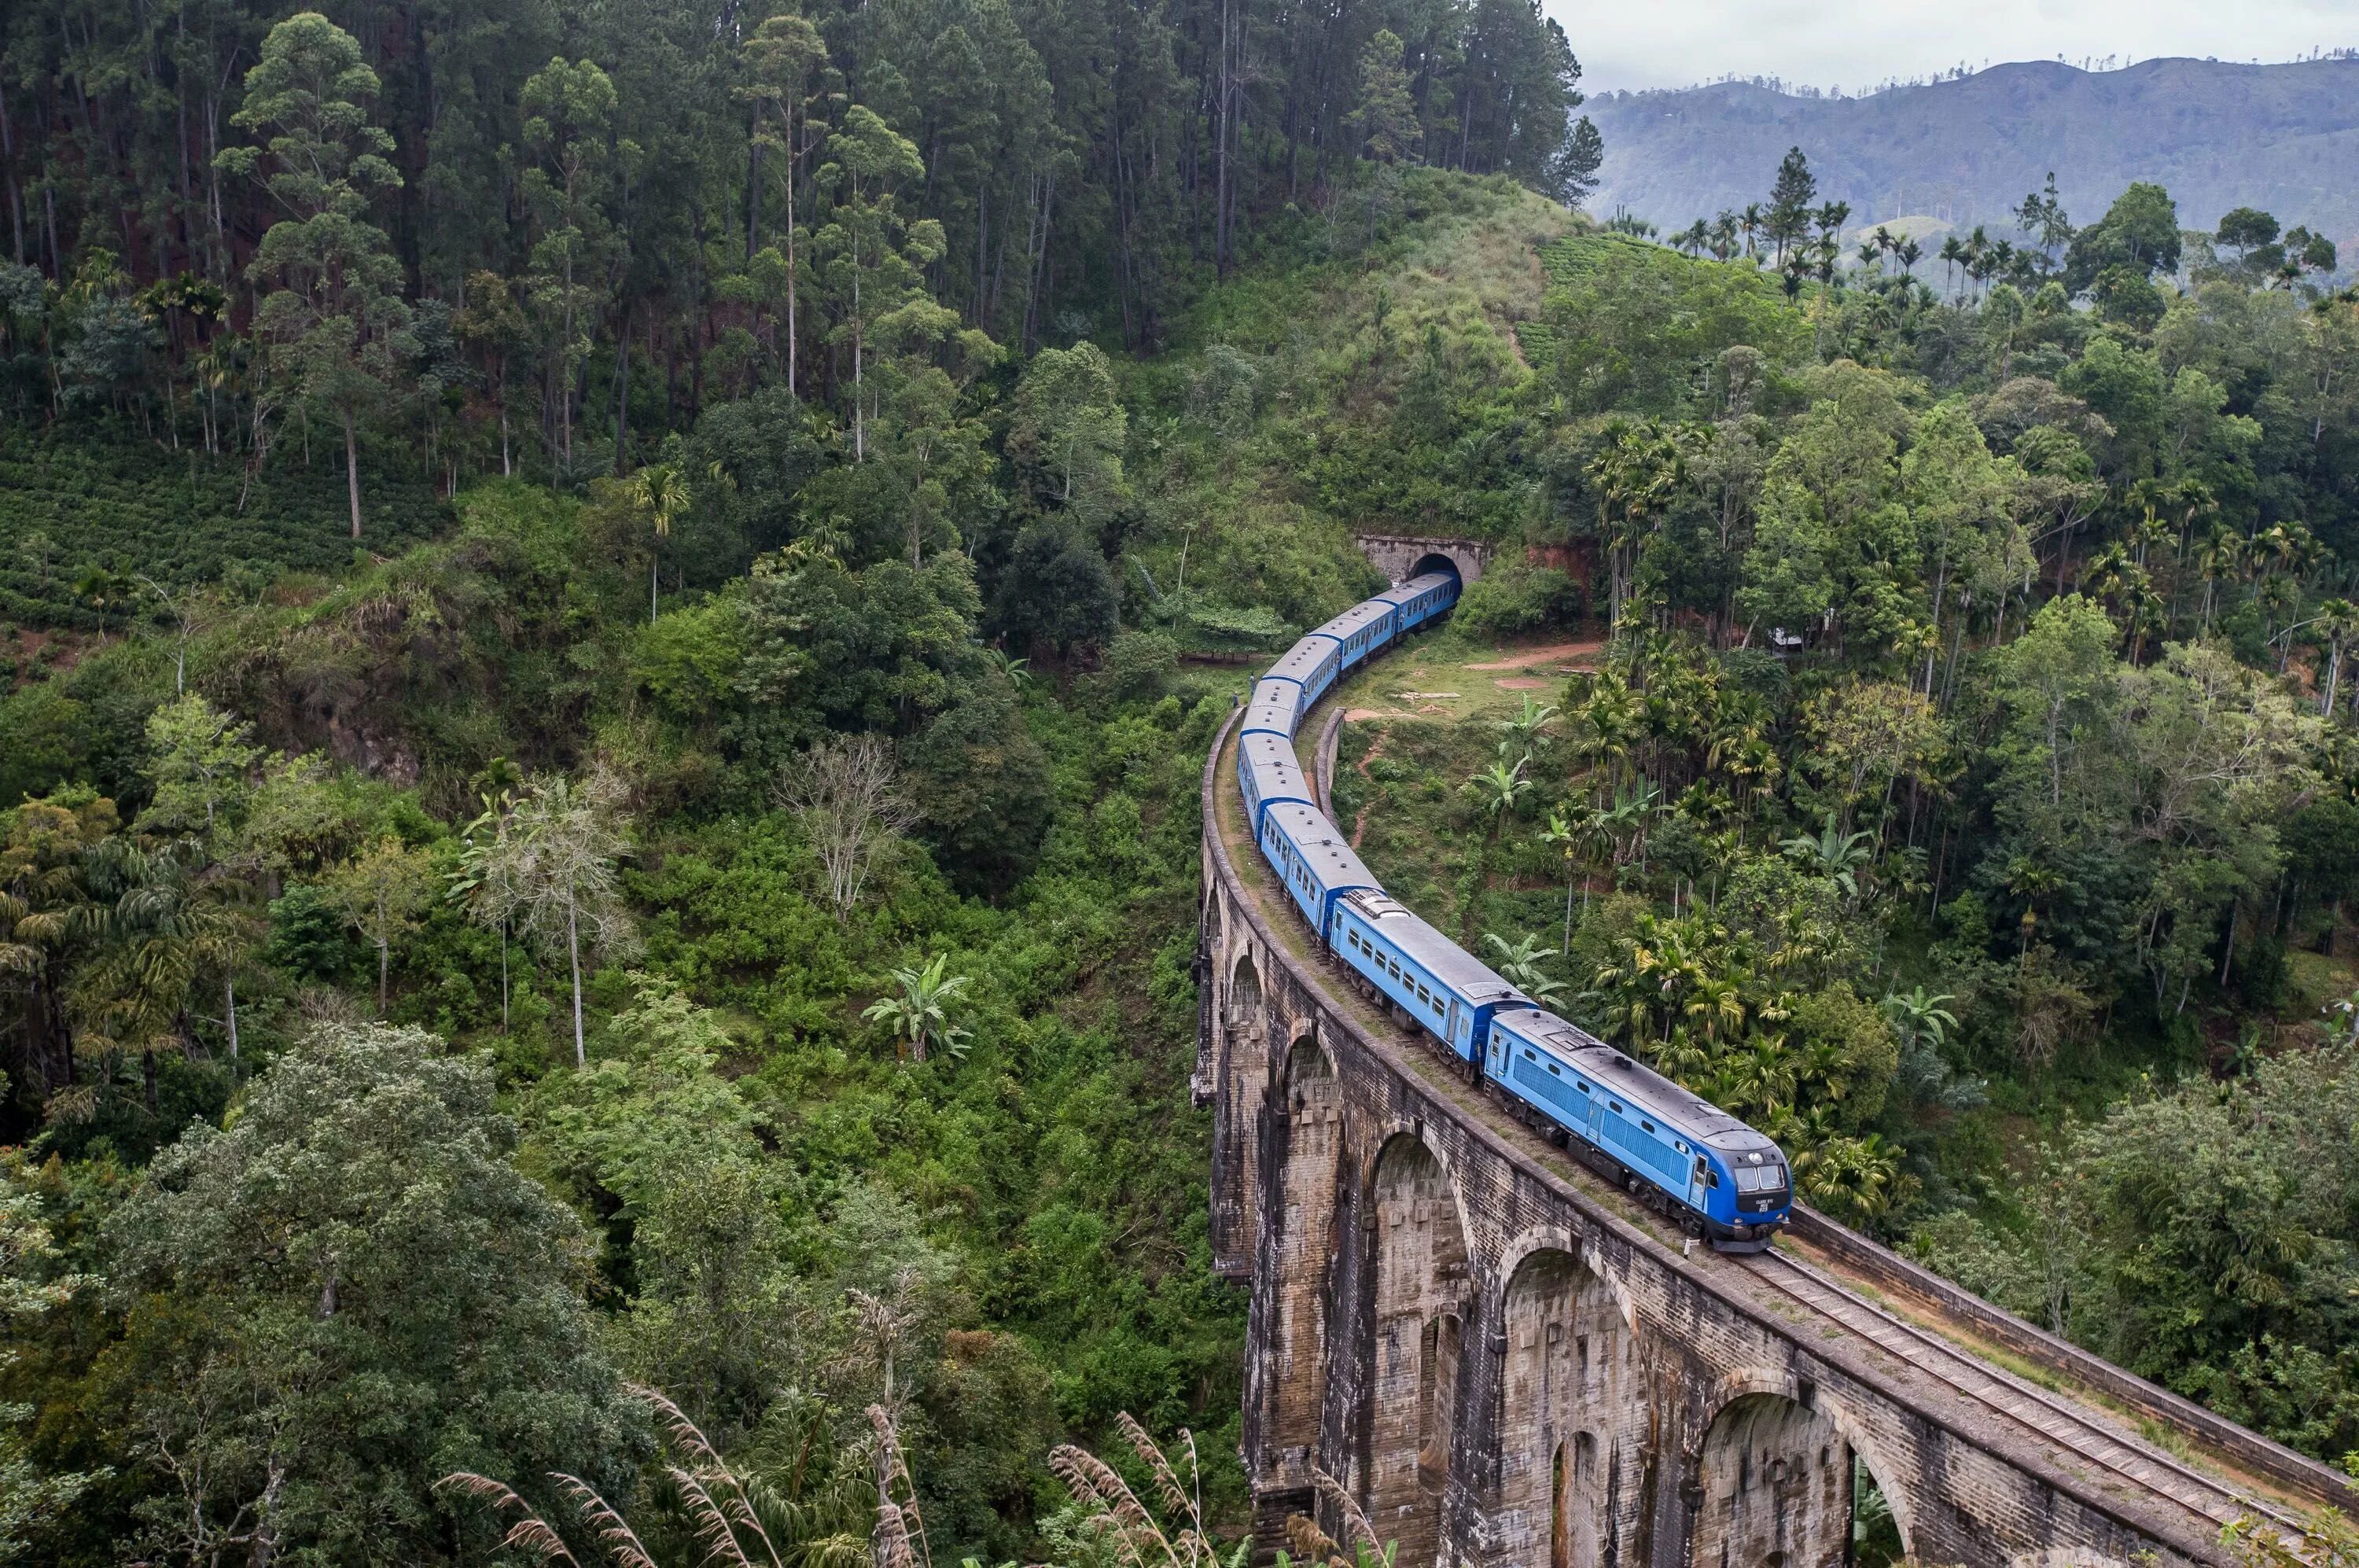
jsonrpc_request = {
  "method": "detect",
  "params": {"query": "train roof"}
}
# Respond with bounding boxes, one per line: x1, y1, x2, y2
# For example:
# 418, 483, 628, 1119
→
1243, 678, 1302, 737
1311, 602, 1394, 642
1240, 733, 1314, 802
1340, 890, 1526, 1006
1264, 803, 1378, 891
1491, 1007, 1779, 1156
1373, 571, 1459, 605
1266, 636, 1337, 687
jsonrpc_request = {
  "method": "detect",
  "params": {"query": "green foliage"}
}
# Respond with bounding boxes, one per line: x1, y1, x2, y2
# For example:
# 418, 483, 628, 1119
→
1454, 558, 1585, 638
95, 1022, 642, 1563
0, 427, 448, 630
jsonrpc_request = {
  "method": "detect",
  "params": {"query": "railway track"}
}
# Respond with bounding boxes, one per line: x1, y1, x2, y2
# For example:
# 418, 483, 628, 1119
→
1737, 1245, 2309, 1540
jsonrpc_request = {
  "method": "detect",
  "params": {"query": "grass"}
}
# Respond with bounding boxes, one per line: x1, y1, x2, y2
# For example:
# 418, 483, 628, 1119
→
1326, 624, 1603, 948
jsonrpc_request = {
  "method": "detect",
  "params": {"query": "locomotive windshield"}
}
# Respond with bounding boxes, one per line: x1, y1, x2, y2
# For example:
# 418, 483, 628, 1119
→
1733, 1156, 1788, 1194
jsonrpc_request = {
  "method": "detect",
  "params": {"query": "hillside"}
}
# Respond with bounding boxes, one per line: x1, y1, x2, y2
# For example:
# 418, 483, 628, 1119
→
1585, 56, 2359, 243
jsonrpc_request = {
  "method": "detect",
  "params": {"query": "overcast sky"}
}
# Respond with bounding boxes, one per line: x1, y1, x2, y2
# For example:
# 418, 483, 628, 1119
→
1557, 1, 2359, 95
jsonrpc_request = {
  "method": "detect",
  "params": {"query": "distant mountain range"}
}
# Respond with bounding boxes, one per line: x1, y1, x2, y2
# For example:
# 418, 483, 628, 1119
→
1583, 57, 2359, 248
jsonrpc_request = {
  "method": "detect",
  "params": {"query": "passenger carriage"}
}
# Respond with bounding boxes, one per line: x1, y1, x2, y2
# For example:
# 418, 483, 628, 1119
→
1242, 677, 1305, 741
1258, 802, 1378, 933
1236, 731, 1316, 834
1308, 601, 1397, 672
1264, 635, 1343, 710
1332, 889, 1529, 1064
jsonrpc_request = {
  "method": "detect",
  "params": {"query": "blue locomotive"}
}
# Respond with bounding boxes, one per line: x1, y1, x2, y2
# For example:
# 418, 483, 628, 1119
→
1237, 568, 1791, 1250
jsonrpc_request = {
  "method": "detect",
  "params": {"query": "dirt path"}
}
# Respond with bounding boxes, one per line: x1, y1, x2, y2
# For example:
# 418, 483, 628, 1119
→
1466, 639, 1605, 671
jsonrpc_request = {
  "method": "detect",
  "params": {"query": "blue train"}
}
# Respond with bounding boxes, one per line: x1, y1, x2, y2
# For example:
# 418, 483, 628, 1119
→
1234, 569, 1792, 1250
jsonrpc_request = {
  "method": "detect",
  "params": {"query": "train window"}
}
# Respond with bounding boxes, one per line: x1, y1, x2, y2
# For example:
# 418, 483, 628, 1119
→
1546, 1062, 1560, 1075
1694, 1157, 1709, 1180
1608, 1100, 1623, 1113
1708, 1171, 1720, 1189
1640, 1121, 1655, 1134
1577, 1080, 1591, 1092
1522, 1049, 1535, 1061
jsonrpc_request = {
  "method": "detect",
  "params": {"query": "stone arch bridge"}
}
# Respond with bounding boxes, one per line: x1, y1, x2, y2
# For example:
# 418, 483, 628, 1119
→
1195, 711, 2353, 1568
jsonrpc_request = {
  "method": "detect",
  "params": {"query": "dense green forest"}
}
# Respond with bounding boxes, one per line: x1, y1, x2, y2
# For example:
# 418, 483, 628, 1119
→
3, 0, 2359, 1559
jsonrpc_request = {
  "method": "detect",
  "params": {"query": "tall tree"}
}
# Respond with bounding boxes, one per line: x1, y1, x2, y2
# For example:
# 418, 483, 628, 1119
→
217, 13, 410, 540
1352, 31, 1420, 165
508, 771, 635, 1067
1766, 145, 1816, 266
517, 57, 624, 466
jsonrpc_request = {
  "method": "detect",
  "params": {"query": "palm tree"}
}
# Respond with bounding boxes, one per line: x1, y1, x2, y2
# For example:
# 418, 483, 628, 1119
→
1595, 782, 1662, 871
1682, 971, 1747, 1047
508, 771, 636, 1067
631, 462, 693, 621
447, 784, 524, 1030
863, 952, 973, 1062
2312, 598, 2359, 714
72, 838, 256, 1108
1797, 1132, 1904, 1225
1738, 203, 1764, 259
1484, 932, 1568, 1005
1898, 237, 1923, 275
1539, 808, 1594, 944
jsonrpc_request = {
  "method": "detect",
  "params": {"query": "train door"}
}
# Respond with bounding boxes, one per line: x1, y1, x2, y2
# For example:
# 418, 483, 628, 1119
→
1445, 999, 1463, 1055
1684, 1150, 1708, 1209
1486, 1026, 1507, 1080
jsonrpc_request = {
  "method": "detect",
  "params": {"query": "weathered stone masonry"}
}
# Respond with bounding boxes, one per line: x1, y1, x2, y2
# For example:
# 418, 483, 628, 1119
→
1198, 714, 2247, 1568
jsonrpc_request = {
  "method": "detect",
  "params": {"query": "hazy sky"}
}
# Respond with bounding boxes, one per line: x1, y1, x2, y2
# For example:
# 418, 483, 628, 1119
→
1558, 1, 2359, 94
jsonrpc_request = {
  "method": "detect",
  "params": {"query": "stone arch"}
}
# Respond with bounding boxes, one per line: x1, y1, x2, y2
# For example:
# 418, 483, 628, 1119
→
1408, 552, 1468, 590
1214, 949, 1271, 1270
1355, 536, 1492, 589
1493, 1249, 1641, 1568
1801, 1393, 1916, 1567
1688, 1389, 1853, 1568
1229, 948, 1265, 1024
1263, 1032, 1347, 1470
1364, 1132, 1472, 1568
1495, 1229, 1640, 1337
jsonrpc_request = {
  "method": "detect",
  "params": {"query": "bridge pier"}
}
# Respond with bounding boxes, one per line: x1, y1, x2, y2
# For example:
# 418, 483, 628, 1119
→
1201, 714, 2264, 1568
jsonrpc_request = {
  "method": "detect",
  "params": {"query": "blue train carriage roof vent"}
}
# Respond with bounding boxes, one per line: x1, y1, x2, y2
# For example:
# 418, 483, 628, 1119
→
1238, 731, 1316, 831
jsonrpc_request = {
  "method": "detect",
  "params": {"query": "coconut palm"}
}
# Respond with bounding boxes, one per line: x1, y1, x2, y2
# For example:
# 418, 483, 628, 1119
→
1539, 807, 1598, 942
863, 951, 973, 1062
1496, 694, 1559, 753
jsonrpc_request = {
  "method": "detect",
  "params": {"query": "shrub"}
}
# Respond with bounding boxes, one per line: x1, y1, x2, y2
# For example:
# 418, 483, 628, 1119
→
1456, 556, 1584, 637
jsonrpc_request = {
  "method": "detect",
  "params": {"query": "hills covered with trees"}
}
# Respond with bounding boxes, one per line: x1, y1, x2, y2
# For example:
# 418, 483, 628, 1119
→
1586, 56, 2359, 244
